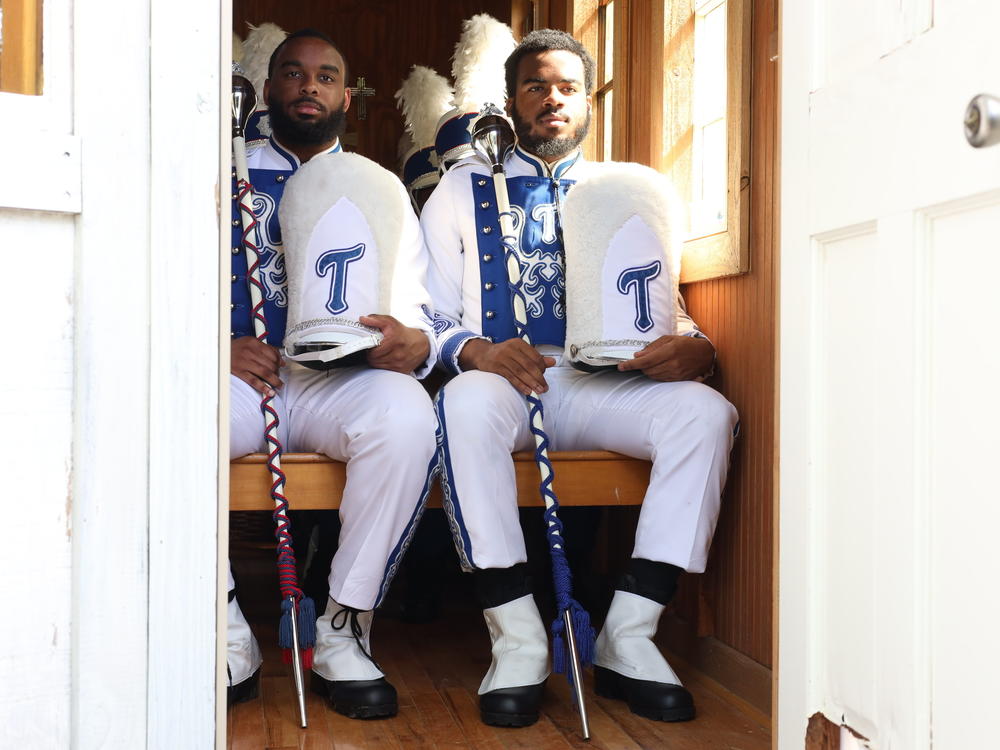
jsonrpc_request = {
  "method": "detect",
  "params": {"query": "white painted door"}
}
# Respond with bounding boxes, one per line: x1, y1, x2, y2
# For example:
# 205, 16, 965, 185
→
0, 1, 80, 747
0, 0, 225, 747
780, 2, 1000, 749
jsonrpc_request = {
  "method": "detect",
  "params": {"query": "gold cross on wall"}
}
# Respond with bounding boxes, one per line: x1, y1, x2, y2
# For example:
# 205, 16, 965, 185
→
348, 77, 376, 120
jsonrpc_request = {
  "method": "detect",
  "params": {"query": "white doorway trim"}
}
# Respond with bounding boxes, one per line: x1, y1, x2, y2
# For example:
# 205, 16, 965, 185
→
72, 0, 228, 747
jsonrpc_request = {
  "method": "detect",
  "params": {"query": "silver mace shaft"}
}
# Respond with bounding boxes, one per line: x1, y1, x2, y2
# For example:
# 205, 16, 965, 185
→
232, 63, 309, 729
471, 106, 590, 741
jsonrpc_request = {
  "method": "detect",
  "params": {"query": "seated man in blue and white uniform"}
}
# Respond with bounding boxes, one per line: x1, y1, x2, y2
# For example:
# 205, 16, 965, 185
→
227, 28, 438, 720
420, 29, 738, 728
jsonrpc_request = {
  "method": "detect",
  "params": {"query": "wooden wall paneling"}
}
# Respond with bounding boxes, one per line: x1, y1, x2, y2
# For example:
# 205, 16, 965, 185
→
547, 0, 573, 32
622, 0, 664, 168
234, 0, 512, 170
679, 0, 778, 676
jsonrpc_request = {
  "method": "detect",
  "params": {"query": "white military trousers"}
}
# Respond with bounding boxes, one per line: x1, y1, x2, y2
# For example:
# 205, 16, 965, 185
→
231, 365, 438, 610
436, 366, 738, 573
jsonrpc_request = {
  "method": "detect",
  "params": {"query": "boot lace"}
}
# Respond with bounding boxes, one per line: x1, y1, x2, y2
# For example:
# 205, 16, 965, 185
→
331, 606, 383, 672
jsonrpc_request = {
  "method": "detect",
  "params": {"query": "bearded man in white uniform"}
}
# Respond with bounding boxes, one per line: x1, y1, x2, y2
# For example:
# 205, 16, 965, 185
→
227, 29, 438, 720
420, 29, 738, 727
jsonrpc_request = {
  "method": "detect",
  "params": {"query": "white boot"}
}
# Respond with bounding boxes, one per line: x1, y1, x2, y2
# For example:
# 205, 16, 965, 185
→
227, 593, 262, 704
312, 597, 384, 681
593, 590, 694, 721
478, 594, 549, 727
311, 597, 397, 719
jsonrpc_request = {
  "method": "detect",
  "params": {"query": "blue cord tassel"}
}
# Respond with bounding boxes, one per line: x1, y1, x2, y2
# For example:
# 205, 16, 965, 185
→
278, 597, 295, 650
551, 616, 567, 675
297, 596, 316, 649
572, 602, 595, 665
550, 600, 595, 678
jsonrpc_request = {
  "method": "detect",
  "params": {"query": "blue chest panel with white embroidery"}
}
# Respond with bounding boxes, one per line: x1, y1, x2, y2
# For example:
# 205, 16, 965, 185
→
231, 167, 292, 344
471, 173, 574, 346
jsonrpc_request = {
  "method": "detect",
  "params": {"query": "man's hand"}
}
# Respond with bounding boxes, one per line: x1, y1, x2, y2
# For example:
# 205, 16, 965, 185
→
361, 314, 431, 374
232, 336, 284, 397
459, 338, 556, 395
617, 335, 715, 382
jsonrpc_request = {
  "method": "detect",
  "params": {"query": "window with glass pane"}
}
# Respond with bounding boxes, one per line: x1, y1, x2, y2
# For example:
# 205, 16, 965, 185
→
0, 0, 43, 95
690, 0, 727, 239
660, 0, 749, 282
596, 0, 614, 161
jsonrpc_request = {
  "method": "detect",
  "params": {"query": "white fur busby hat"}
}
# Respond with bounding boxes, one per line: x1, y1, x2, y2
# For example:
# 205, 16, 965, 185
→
279, 152, 409, 369
563, 164, 684, 370
435, 14, 516, 171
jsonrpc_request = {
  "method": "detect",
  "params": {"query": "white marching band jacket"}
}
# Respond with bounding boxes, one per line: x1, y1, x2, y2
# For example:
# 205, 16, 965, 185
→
420, 145, 706, 375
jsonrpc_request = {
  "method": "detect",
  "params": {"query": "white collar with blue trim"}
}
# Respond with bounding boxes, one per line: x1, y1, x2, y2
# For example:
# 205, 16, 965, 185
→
511, 145, 582, 179
266, 136, 343, 171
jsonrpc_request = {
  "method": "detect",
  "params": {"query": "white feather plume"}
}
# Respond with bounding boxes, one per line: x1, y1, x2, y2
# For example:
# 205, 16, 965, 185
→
394, 65, 455, 147
232, 31, 244, 63
240, 22, 288, 110
451, 14, 516, 112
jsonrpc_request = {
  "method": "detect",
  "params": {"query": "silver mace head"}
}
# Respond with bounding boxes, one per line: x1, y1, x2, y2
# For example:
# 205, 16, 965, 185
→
232, 62, 258, 139
471, 103, 516, 172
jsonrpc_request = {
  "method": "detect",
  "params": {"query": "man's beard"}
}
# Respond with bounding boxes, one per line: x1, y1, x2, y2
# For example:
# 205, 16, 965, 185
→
512, 105, 591, 159
267, 94, 347, 146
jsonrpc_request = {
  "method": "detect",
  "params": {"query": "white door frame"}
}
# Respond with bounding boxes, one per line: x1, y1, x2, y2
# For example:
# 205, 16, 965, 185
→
71, 0, 230, 747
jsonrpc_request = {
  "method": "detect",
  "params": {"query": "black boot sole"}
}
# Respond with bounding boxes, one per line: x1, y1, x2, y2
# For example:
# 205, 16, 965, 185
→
594, 666, 695, 722
227, 667, 261, 707
479, 683, 545, 727
310, 672, 398, 719
480, 709, 540, 727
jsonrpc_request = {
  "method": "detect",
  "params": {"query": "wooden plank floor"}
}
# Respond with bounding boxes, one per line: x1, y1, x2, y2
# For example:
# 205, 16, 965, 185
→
229, 545, 770, 750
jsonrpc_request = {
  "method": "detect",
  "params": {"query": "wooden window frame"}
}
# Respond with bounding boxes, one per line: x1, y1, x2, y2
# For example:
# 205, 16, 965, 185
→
566, 0, 752, 282
594, 0, 614, 161
672, 0, 751, 281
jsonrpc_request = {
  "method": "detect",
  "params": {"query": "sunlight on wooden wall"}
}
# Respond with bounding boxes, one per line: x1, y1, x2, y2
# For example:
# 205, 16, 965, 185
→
0, 0, 43, 95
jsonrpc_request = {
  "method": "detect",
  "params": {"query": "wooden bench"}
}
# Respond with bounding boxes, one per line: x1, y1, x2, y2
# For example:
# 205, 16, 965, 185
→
230, 451, 651, 510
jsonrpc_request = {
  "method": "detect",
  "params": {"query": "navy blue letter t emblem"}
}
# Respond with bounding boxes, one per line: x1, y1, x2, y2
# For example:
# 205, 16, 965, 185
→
316, 243, 365, 314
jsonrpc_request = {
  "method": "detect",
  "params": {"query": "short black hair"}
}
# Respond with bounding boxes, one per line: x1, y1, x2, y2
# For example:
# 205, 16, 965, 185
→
267, 28, 349, 81
504, 29, 596, 98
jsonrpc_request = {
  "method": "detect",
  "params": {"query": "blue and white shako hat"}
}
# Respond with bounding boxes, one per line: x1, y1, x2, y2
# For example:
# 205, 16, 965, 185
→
402, 146, 439, 191
563, 163, 684, 371
395, 65, 453, 193
237, 22, 288, 146
279, 152, 409, 369
435, 14, 515, 172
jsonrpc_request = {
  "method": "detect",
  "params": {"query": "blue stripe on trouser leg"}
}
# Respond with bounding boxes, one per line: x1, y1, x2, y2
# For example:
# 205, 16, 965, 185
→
373, 450, 441, 608
433, 388, 477, 571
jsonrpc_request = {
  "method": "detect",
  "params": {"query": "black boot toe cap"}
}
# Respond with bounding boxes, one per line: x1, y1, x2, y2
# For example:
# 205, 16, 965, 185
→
480, 682, 545, 727
311, 671, 398, 719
